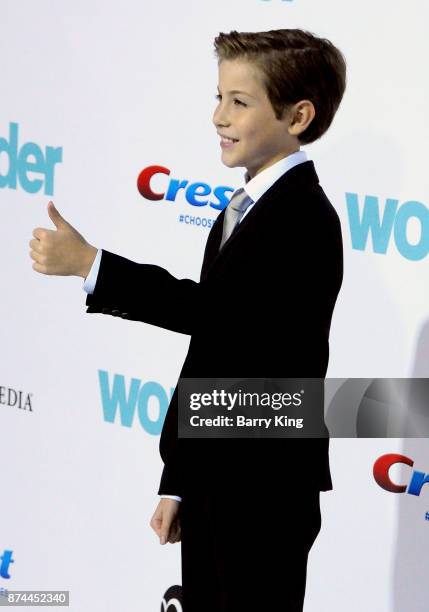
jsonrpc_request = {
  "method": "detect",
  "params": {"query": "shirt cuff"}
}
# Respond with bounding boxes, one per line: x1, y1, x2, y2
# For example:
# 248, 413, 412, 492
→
160, 495, 182, 502
83, 248, 102, 294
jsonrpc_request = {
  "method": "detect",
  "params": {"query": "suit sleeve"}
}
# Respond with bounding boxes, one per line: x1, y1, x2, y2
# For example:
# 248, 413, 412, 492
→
157, 458, 183, 497
84, 248, 209, 336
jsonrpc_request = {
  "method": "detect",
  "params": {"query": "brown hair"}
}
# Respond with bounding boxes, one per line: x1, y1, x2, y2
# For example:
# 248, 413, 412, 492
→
213, 28, 347, 145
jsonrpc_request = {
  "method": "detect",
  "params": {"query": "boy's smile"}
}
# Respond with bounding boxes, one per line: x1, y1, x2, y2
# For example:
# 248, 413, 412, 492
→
213, 59, 313, 180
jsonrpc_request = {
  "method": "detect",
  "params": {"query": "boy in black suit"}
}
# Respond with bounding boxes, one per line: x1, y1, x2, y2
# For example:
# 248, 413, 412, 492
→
30, 28, 346, 612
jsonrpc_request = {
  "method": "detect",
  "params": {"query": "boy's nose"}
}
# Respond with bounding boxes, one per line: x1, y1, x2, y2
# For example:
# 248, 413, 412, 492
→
213, 107, 230, 128
213, 118, 231, 131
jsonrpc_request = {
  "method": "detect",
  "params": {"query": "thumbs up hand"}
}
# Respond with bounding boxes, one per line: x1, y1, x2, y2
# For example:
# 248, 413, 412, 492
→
29, 201, 97, 278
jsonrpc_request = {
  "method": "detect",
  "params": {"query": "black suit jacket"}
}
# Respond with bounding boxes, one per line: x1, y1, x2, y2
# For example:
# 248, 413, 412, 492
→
85, 160, 343, 498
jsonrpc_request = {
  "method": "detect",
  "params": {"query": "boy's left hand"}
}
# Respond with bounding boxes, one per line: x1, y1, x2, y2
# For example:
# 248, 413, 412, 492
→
150, 498, 181, 544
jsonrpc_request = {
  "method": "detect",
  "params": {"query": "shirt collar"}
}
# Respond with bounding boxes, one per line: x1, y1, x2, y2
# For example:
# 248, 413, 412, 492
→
243, 150, 308, 204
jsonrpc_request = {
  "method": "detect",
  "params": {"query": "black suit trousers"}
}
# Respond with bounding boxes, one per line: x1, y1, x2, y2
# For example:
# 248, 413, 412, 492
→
179, 484, 321, 612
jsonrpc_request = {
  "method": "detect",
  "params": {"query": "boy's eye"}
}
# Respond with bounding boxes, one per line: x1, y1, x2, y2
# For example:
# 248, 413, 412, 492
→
214, 93, 246, 107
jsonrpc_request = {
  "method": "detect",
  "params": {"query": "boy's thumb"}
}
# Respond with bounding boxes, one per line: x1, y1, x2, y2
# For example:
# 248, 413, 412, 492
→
47, 200, 70, 230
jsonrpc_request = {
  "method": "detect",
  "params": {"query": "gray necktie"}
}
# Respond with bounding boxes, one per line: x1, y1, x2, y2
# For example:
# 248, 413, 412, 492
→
220, 187, 254, 250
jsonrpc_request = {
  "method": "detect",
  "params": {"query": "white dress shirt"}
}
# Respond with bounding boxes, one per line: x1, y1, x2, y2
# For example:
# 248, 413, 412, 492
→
83, 149, 309, 503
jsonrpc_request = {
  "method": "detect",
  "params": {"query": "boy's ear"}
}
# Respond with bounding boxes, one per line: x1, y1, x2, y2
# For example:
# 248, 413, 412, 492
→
288, 100, 315, 136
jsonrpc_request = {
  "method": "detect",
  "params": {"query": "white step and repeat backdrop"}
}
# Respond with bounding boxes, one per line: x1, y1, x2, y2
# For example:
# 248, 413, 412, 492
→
1, 1, 429, 610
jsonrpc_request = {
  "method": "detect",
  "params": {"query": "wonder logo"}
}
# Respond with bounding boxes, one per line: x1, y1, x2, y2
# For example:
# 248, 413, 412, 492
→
346, 193, 429, 261
98, 370, 175, 435
0, 122, 62, 195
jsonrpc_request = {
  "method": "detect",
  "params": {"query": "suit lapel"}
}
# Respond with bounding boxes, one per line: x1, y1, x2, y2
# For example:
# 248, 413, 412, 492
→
200, 160, 319, 281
